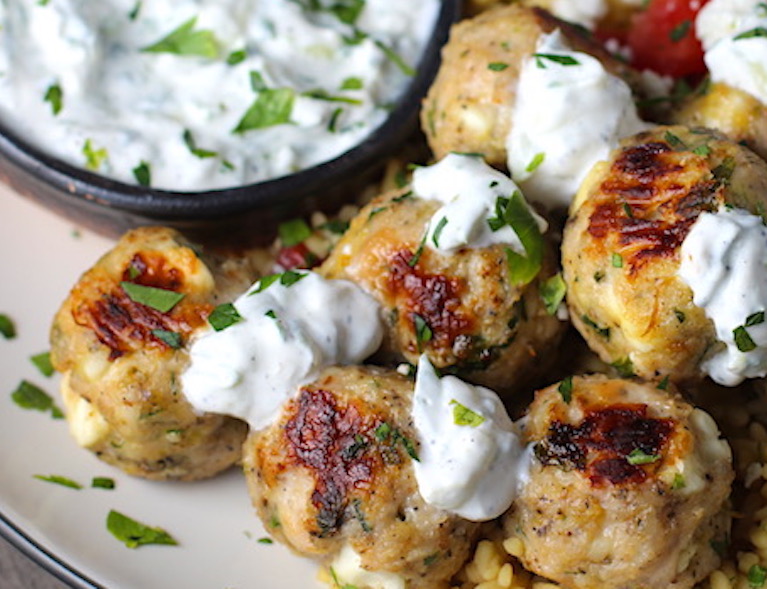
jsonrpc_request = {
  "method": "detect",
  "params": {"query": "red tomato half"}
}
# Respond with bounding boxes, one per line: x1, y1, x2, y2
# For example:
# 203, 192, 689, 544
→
626, 0, 710, 78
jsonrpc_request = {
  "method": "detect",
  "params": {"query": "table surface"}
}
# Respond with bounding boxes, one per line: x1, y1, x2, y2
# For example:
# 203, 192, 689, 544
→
0, 535, 69, 589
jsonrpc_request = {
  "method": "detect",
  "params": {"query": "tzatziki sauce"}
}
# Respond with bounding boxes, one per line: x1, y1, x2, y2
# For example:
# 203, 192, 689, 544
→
550, 0, 607, 30
0, 0, 439, 190
696, 0, 767, 105
181, 271, 384, 430
411, 153, 548, 255
411, 355, 530, 521
677, 206, 767, 386
507, 30, 648, 210
329, 544, 405, 589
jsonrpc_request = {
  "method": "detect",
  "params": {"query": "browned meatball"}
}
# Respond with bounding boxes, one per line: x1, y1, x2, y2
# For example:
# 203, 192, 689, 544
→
504, 374, 733, 589
242, 365, 480, 589
319, 186, 566, 397
562, 125, 767, 384
50, 226, 267, 480
421, 4, 640, 166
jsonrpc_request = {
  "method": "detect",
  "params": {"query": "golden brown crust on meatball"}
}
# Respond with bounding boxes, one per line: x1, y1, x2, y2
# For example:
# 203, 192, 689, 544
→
504, 374, 733, 589
319, 187, 566, 397
50, 226, 265, 480
243, 365, 480, 588
562, 125, 767, 383
421, 4, 640, 166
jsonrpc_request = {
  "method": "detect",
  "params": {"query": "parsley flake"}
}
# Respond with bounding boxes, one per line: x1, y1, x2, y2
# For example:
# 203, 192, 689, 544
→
120, 282, 185, 313
431, 216, 448, 248
669, 20, 691, 42
30, 351, 54, 377
34, 474, 82, 489
233, 88, 295, 133
252, 270, 308, 294
106, 510, 178, 549
526, 152, 545, 173
374, 39, 415, 76
226, 49, 247, 65
82, 139, 108, 171
626, 448, 660, 465
208, 303, 242, 332
132, 161, 151, 187
11, 380, 63, 418
278, 218, 312, 247
183, 129, 217, 158
558, 376, 573, 404
0, 314, 16, 339
413, 313, 433, 351
44, 83, 63, 115
533, 53, 580, 68
151, 329, 182, 349
540, 273, 566, 315
142, 17, 219, 58
734, 325, 758, 352
488, 62, 509, 71
735, 27, 767, 41
450, 399, 486, 427
749, 564, 767, 588
92, 477, 116, 490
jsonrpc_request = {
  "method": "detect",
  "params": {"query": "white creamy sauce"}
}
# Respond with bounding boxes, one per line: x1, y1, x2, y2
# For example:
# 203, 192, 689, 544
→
696, 0, 767, 105
411, 355, 530, 521
181, 271, 384, 430
411, 153, 548, 255
677, 207, 767, 386
0, 0, 439, 190
550, 0, 607, 30
330, 544, 405, 589
507, 30, 648, 210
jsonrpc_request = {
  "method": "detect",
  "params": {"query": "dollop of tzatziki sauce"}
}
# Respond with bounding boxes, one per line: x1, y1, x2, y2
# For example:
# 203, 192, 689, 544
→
696, 0, 767, 105
507, 29, 648, 210
677, 206, 767, 386
181, 270, 384, 430
411, 153, 548, 254
0, 0, 439, 190
411, 355, 531, 521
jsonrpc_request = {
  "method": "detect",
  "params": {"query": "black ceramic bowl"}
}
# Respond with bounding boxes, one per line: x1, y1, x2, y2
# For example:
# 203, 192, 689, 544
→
0, 1, 460, 245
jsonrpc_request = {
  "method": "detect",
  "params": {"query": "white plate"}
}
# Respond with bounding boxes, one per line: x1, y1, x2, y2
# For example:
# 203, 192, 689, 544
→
0, 186, 319, 589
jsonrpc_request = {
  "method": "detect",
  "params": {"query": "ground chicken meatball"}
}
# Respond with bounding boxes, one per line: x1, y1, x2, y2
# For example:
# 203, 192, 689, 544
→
243, 365, 480, 589
504, 374, 734, 589
421, 4, 640, 166
672, 82, 767, 162
50, 226, 267, 480
562, 125, 767, 384
319, 186, 566, 397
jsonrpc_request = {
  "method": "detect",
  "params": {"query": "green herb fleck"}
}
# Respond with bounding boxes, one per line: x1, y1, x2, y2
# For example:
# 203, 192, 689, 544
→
693, 144, 711, 157
664, 130, 687, 149
151, 329, 182, 349
734, 325, 758, 352
142, 17, 219, 58
735, 27, 767, 41
278, 218, 312, 247
712, 157, 736, 185
431, 216, 448, 248
496, 192, 544, 286
488, 62, 509, 71
533, 53, 580, 68
450, 399, 486, 427
657, 375, 670, 390
92, 477, 116, 490
423, 552, 441, 567
11, 380, 62, 418
128, 1, 142, 20
558, 376, 573, 404
526, 152, 545, 173
208, 303, 242, 332
120, 282, 185, 313
226, 49, 247, 65
82, 139, 108, 171
0, 314, 15, 339
671, 472, 686, 490
233, 88, 295, 133
413, 313, 433, 351
374, 39, 414, 76
340, 77, 363, 90
106, 510, 178, 549
409, 233, 427, 267
582, 315, 610, 339
610, 357, 635, 378
375, 422, 392, 441
257, 537, 274, 545
539, 273, 566, 315
747, 311, 765, 327
44, 83, 63, 115
749, 564, 767, 588
611, 253, 623, 268
626, 448, 660, 465
30, 352, 54, 377
34, 474, 82, 489
252, 270, 307, 294
132, 161, 151, 187
669, 20, 691, 42
183, 129, 217, 158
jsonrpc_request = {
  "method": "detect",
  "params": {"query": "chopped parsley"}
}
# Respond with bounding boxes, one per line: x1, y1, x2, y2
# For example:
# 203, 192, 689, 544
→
611, 253, 624, 268
488, 191, 544, 285
233, 88, 295, 133
671, 473, 686, 490
82, 139, 108, 171
44, 83, 63, 115
302, 88, 362, 105
257, 537, 274, 545
431, 216, 448, 248
375, 421, 419, 461
582, 314, 610, 339
30, 351, 54, 377
533, 53, 580, 68
92, 477, 116, 490
208, 303, 243, 332
735, 27, 767, 41
539, 273, 566, 315
278, 218, 312, 247
251, 270, 307, 293
610, 357, 635, 378
488, 62, 509, 71
120, 282, 185, 313
128, 1, 142, 20
692, 143, 711, 157
413, 313, 433, 351
132, 161, 151, 187
11, 380, 63, 418
329, 566, 358, 589
183, 129, 218, 158
408, 232, 427, 267
106, 510, 178, 549
0, 313, 16, 339
733, 312, 765, 352
749, 564, 767, 588
626, 448, 660, 465
142, 16, 219, 59
558, 376, 573, 404
669, 20, 691, 42
226, 49, 247, 65
450, 399, 485, 427
525, 152, 545, 173
374, 39, 415, 76
657, 375, 670, 390
340, 77, 363, 90
151, 329, 182, 349
34, 474, 82, 489
664, 130, 686, 149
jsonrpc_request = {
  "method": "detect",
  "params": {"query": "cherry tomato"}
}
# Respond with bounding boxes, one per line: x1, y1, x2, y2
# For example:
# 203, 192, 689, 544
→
275, 242, 320, 270
626, 0, 710, 78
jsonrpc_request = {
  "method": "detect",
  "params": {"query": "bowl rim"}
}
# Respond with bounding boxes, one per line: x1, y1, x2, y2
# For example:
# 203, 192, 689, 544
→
0, 0, 460, 220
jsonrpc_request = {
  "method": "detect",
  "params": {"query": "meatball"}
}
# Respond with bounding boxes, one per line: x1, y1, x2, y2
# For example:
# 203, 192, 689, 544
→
672, 81, 767, 162
50, 226, 266, 480
319, 185, 566, 397
562, 125, 767, 384
421, 4, 640, 166
504, 374, 734, 589
242, 365, 480, 589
